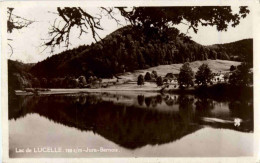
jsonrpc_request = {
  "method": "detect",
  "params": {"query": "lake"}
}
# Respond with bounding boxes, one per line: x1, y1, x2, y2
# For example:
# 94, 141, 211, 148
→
8, 91, 253, 157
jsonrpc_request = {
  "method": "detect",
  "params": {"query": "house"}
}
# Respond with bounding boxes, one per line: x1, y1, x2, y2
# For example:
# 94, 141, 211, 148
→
164, 73, 178, 84
212, 73, 225, 82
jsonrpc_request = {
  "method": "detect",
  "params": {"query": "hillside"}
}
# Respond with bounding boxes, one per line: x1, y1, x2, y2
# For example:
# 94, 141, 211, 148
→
8, 60, 35, 74
8, 25, 252, 91
207, 39, 253, 64
118, 59, 241, 82
8, 60, 36, 92
29, 25, 252, 79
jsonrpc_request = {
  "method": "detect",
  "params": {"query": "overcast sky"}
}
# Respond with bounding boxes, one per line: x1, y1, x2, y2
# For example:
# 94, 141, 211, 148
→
8, 7, 252, 63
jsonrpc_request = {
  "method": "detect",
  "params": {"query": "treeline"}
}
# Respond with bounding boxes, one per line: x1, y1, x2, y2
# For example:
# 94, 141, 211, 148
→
8, 60, 102, 92
208, 39, 253, 64
8, 60, 35, 92
30, 25, 252, 79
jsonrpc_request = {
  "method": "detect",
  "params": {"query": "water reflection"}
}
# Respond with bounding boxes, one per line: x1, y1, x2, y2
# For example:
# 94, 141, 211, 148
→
9, 92, 253, 150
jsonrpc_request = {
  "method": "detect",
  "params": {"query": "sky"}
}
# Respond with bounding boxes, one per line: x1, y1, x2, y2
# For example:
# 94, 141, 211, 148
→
7, 7, 253, 63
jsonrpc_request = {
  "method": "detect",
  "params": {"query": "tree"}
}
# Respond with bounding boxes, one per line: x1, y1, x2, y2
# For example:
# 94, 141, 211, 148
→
40, 78, 48, 88
137, 49, 145, 68
68, 78, 79, 88
144, 72, 152, 81
224, 72, 230, 82
156, 76, 163, 86
32, 77, 40, 88
221, 52, 230, 60
195, 64, 213, 86
7, 8, 35, 56
78, 76, 87, 87
61, 76, 70, 88
119, 7, 249, 34
229, 62, 251, 86
152, 70, 158, 79
9, 73, 32, 91
209, 50, 217, 60
230, 65, 236, 71
44, 7, 250, 49
7, 8, 35, 33
98, 78, 103, 87
178, 63, 194, 88
137, 74, 144, 86
50, 78, 60, 88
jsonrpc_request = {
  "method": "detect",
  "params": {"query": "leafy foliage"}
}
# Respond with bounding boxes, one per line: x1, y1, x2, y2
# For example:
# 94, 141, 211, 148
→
119, 7, 249, 33
208, 39, 253, 64
144, 72, 152, 81
156, 76, 163, 87
8, 60, 35, 93
178, 63, 194, 88
230, 65, 236, 71
195, 64, 213, 85
137, 75, 144, 85
152, 71, 158, 79
229, 62, 252, 86
43, 7, 250, 51
224, 73, 230, 82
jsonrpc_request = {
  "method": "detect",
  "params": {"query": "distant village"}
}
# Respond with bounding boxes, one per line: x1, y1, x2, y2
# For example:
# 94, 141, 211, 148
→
135, 63, 253, 89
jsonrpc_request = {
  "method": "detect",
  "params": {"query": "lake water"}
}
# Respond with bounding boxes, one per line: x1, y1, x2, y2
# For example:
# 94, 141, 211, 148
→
9, 92, 253, 157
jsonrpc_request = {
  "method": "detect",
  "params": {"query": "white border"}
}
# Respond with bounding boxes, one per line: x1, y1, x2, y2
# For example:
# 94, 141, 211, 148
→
1, 1, 260, 163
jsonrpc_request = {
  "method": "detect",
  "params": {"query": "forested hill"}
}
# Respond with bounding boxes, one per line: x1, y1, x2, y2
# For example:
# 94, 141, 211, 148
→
29, 25, 252, 78
207, 39, 253, 64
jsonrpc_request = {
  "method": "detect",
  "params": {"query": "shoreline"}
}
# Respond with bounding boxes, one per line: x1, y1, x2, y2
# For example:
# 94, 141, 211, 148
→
13, 83, 253, 98
14, 87, 197, 96
14, 88, 162, 96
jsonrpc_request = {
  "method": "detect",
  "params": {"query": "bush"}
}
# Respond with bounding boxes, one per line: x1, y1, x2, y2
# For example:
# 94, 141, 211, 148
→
32, 77, 40, 88
61, 77, 70, 88
165, 73, 174, 79
152, 70, 158, 79
144, 72, 152, 81
163, 78, 168, 83
9, 73, 32, 91
156, 76, 163, 86
224, 73, 229, 82
78, 76, 87, 88
78, 76, 87, 85
230, 65, 236, 71
137, 74, 144, 85
40, 78, 48, 88
65, 77, 79, 88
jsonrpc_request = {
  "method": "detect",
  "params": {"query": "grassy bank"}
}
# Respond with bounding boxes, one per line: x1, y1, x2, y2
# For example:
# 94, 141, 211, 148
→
117, 59, 240, 82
